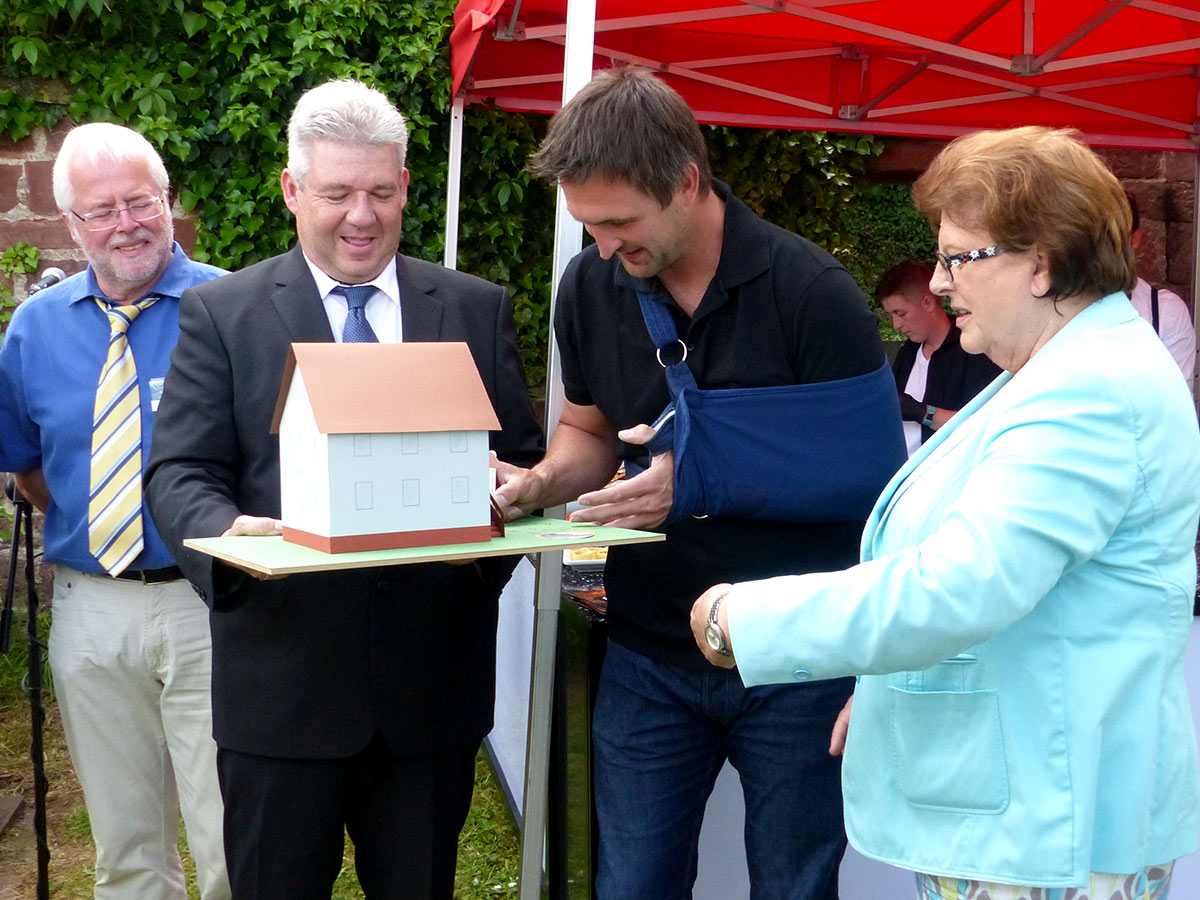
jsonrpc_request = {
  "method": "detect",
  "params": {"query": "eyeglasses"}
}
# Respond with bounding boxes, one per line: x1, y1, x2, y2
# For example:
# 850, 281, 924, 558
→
70, 196, 165, 232
934, 245, 1003, 282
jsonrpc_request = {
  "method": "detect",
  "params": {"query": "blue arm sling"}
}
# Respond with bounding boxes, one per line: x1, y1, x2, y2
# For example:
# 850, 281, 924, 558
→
633, 291, 906, 524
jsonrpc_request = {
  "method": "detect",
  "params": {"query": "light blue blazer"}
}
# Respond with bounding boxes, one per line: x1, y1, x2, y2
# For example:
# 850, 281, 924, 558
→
729, 292, 1200, 886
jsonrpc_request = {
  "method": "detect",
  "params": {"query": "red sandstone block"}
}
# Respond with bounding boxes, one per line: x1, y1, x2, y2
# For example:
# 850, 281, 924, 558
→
871, 139, 943, 181
174, 217, 197, 255
1166, 221, 1193, 291
0, 164, 20, 212
0, 218, 75, 252
46, 118, 74, 153
25, 160, 57, 216
0, 133, 37, 160
1164, 181, 1193, 224
1102, 149, 1160, 180
1164, 152, 1196, 184
1123, 182, 1158, 221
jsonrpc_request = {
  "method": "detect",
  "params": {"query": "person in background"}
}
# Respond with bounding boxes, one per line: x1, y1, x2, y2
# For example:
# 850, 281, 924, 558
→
496, 66, 900, 899
145, 79, 542, 899
1124, 191, 1195, 395
877, 259, 1000, 455
691, 126, 1199, 900
0, 122, 230, 899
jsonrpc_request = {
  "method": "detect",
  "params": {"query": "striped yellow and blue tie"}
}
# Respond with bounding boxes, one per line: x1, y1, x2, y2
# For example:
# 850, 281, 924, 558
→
88, 296, 157, 576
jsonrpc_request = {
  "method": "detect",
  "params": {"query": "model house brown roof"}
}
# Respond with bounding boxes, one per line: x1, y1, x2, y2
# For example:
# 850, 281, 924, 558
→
270, 342, 502, 435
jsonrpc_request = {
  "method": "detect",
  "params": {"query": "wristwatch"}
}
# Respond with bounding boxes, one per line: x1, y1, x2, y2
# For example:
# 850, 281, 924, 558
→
704, 592, 733, 657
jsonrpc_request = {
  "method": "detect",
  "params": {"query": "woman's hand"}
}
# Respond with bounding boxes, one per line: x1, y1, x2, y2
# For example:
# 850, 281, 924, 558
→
690, 582, 737, 668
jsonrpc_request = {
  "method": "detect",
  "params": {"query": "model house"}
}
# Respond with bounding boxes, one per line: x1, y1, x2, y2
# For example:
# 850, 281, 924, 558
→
270, 341, 502, 552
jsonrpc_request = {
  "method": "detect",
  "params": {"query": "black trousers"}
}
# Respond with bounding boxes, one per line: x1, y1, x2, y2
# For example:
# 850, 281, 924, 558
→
216, 734, 479, 899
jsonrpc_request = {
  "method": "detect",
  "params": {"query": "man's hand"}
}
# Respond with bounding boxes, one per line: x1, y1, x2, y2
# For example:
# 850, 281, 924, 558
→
689, 582, 736, 669
220, 515, 285, 580
570, 424, 673, 530
829, 694, 854, 756
221, 515, 283, 537
492, 453, 549, 523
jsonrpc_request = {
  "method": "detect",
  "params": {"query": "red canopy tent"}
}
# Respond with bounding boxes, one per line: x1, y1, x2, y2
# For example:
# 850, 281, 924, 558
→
447, 6, 1200, 896
451, 0, 1200, 151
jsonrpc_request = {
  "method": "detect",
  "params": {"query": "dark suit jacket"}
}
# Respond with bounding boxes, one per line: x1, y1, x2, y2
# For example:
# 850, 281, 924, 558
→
145, 247, 543, 759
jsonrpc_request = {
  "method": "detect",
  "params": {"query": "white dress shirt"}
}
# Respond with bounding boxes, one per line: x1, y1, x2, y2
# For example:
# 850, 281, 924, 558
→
301, 252, 403, 343
1128, 277, 1195, 395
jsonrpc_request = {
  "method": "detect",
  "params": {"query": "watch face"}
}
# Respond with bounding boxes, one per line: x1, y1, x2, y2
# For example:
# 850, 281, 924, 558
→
704, 623, 724, 653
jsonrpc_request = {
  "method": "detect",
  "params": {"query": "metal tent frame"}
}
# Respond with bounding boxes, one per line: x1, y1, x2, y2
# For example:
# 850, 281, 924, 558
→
443, 4, 1200, 896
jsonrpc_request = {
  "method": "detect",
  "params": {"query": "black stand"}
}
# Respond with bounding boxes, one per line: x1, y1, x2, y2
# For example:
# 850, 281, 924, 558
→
3, 478, 49, 899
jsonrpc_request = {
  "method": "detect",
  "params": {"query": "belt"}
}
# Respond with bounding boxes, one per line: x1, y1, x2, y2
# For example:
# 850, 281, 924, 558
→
114, 565, 185, 585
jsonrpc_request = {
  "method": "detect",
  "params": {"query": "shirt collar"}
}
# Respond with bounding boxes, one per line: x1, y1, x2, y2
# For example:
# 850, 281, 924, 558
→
302, 251, 401, 308
68, 242, 194, 306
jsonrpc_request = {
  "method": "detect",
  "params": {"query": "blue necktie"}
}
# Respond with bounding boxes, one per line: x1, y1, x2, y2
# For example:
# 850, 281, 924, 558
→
333, 284, 379, 343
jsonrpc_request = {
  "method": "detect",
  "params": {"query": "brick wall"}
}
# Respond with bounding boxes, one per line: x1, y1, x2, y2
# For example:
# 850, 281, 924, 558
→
871, 138, 1197, 308
0, 121, 199, 300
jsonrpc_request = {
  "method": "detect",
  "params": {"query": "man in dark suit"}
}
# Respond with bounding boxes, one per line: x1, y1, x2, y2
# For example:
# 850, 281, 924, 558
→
145, 79, 543, 900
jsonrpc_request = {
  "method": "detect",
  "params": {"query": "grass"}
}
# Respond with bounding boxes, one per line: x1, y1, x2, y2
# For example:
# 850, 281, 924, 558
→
0, 589, 522, 898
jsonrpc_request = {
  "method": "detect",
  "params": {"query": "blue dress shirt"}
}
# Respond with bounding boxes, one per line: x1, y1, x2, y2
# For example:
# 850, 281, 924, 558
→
0, 243, 225, 574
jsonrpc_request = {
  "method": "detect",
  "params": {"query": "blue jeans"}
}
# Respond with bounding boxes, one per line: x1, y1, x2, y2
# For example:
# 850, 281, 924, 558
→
593, 641, 853, 900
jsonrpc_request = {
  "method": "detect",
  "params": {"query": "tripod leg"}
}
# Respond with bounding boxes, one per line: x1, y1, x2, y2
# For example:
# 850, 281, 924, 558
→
19, 500, 49, 900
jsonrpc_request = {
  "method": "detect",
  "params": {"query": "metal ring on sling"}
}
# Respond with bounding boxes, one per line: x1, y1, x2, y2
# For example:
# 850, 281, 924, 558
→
656, 339, 688, 368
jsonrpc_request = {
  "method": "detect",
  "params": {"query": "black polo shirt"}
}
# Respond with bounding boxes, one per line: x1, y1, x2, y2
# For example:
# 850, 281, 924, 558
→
555, 182, 887, 669
892, 321, 1002, 443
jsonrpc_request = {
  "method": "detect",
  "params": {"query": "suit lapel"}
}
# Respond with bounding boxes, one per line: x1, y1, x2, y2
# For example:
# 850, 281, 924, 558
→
269, 246, 335, 343
397, 255, 444, 342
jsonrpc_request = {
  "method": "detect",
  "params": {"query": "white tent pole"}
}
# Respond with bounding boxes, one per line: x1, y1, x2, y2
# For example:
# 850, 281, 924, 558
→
444, 94, 466, 270
519, 0, 595, 894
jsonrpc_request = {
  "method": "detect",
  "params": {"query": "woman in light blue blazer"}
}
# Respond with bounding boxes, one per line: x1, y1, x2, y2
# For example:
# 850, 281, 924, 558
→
690, 127, 1200, 899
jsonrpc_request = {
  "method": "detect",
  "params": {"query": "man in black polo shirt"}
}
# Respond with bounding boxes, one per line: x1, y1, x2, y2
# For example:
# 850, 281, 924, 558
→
877, 259, 1001, 456
495, 67, 892, 899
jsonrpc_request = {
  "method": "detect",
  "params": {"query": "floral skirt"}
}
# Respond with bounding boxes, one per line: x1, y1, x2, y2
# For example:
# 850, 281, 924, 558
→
914, 861, 1175, 900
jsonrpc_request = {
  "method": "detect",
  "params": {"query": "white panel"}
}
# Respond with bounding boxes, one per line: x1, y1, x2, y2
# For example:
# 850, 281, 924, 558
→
354, 481, 374, 510
402, 478, 421, 507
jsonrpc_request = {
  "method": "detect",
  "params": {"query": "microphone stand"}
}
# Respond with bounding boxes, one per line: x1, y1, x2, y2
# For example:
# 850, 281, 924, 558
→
3, 477, 50, 899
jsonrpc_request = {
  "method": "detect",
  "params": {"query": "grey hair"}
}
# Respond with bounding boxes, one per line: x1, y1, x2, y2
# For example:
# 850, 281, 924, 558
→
53, 122, 170, 212
287, 79, 409, 185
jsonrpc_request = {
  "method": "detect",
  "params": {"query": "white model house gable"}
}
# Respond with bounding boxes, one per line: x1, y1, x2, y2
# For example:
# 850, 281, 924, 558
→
277, 368, 333, 537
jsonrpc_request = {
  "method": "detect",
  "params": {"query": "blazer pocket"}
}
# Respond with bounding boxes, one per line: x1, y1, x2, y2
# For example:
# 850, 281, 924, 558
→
888, 686, 1010, 814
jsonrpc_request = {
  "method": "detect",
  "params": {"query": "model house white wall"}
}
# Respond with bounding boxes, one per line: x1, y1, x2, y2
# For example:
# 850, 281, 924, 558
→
272, 342, 501, 552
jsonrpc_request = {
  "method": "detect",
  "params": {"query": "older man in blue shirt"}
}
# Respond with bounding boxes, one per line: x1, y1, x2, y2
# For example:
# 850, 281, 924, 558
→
0, 122, 229, 899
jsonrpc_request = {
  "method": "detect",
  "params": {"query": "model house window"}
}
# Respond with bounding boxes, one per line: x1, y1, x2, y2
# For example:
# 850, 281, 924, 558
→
354, 434, 372, 456
402, 433, 419, 454
449, 431, 468, 453
403, 478, 421, 507
451, 476, 470, 503
355, 481, 374, 510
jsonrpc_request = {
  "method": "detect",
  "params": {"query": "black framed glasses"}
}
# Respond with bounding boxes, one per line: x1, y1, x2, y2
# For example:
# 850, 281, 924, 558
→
934, 245, 1003, 282
70, 195, 165, 232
